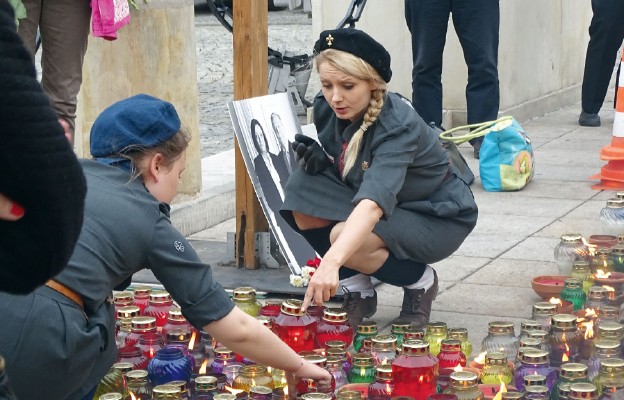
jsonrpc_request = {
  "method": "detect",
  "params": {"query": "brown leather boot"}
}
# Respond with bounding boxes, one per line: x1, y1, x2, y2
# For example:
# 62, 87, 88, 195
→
398, 269, 438, 329
341, 287, 377, 328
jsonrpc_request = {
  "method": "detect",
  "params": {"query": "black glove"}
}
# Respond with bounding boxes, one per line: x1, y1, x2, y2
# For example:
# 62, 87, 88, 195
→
291, 134, 330, 175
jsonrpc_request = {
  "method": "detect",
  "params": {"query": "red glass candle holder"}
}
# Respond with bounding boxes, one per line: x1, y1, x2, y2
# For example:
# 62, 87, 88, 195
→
273, 299, 317, 353
392, 339, 439, 399
316, 308, 354, 349
132, 285, 151, 314
117, 345, 149, 370
137, 332, 165, 360
143, 290, 174, 332
162, 307, 196, 337
113, 291, 134, 318
438, 339, 467, 369
125, 316, 158, 347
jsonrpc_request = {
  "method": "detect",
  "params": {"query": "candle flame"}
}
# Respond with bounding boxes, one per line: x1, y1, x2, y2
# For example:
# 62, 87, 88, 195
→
582, 320, 594, 339
283, 386, 289, 395
419, 375, 424, 383
582, 237, 597, 256
562, 343, 570, 362
492, 382, 508, 400
129, 391, 137, 400
474, 351, 487, 365
225, 386, 245, 395
549, 297, 562, 305
454, 364, 463, 372
188, 331, 197, 350
149, 347, 155, 358
596, 270, 612, 279
199, 358, 209, 374
604, 285, 615, 292
585, 308, 598, 318
562, 353, 569, 362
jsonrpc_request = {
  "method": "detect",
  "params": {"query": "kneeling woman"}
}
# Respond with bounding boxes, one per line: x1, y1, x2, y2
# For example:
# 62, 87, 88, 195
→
281, 29, 478, 328
0, 95, 331, 400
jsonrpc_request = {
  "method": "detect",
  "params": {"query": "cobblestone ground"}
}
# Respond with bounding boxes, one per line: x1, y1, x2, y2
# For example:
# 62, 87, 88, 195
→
195, 8, 318, 157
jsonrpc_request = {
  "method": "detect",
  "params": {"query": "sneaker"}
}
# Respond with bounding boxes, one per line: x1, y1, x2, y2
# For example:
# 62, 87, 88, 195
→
579, 111, 601, 127
341, 286, 377, 327
472, 139, 482, 160
398, 269, 439, 329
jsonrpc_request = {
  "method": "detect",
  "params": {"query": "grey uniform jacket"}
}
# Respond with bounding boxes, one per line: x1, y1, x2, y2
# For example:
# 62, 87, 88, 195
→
0, 160, 234, 400
281, 92, 478, 263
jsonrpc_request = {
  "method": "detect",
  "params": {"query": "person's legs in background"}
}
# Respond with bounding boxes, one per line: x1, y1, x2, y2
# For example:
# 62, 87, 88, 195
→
452, 0, 500, 158
404, 0, 451, 128
19, 0, 91, 144
579, 0, 624, 127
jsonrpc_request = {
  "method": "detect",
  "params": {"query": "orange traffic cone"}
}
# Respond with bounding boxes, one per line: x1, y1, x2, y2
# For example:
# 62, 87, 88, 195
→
591, 54, 624, 190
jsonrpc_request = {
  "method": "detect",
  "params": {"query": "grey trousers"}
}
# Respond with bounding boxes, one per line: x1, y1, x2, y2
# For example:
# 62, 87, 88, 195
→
17, 0, 91, 139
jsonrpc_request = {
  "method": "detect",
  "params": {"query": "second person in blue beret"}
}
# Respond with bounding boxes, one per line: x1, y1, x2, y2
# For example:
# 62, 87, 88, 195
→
281, 28, 479, 328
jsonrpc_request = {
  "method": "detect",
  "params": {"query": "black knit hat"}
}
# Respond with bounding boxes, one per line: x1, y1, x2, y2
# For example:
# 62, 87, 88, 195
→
314, 28, 392, 83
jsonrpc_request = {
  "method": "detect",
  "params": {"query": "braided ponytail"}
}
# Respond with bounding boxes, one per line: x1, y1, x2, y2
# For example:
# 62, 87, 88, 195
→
341, 89, 385, 179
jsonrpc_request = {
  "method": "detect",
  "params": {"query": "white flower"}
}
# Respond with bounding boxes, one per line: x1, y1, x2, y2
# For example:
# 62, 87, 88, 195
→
301, 266, 316, 281
290, 274, 305, 287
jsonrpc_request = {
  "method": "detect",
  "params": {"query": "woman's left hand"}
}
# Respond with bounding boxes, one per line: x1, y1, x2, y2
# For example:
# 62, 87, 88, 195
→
286, 360, 333, 399
302, 257, 340, 311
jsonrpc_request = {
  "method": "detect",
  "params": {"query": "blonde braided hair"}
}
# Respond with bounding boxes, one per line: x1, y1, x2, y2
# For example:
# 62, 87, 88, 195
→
315, 49, 387, 180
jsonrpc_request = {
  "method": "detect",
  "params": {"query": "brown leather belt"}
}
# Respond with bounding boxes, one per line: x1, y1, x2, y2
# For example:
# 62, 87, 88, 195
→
45, 279, 84, 309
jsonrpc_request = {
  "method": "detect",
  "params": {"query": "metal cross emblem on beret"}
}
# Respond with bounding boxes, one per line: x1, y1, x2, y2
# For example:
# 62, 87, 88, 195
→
326, 34, 334, 47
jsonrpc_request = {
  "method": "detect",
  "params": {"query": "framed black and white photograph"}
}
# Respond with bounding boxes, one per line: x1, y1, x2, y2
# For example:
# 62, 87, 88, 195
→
228, 92, 315, 275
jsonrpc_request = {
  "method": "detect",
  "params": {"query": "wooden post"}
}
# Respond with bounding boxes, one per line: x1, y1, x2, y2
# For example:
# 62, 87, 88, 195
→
233, 0, 269, 269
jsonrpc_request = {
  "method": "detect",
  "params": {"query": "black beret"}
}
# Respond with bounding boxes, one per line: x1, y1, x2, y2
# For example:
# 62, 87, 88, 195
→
314, 28, 392, 83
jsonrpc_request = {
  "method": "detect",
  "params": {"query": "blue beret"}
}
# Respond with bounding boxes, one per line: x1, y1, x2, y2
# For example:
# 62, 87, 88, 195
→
314, 28, 392, 83
90, 94, 181, 158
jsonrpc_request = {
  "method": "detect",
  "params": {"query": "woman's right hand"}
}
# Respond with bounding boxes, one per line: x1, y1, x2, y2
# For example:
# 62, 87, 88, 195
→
0, 194, 24, 221
287, 360, 333, 398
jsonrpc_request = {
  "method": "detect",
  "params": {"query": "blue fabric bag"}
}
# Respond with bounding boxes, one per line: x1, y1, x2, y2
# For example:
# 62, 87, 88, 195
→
440, 116, 534, 192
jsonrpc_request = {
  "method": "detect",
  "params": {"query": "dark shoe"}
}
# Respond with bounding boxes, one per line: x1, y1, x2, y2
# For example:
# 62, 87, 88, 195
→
398, 269, 439, 329
341, 287, 377, 328
579, 111, 601, 127
472, 140, 482, 160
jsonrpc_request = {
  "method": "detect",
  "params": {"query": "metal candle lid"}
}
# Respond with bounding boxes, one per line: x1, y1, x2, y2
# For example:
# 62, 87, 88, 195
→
501, 392, 525, 399
561, 234, 584, 243
526, 329, 549, 344
131, 316, 157, 332
427, 321, 448, 334
588, 286, 608, 299
256, 315, 272, 327
126, 369, 149, 383
391, 320, 411, 334
525, 386, 549, 396
194, 375, 217, 391
250, 386, 272, 395
594, 339, 621, 355
326, 355, 343, 368
520, 320, 543, 332
532, 302, 557, 315
551, 314, 578, 329
487, 321, 515, 335
113, 291, 133, 305
336, 391, 362, 400
606, 198, 624, 208
599, 358, 624, 374
99, 394, 123, 400
326, 348, 347, 358
371, 334, 397, 350
213, 394, 237, 400
558, 383, 572, 398
301, 394, 333, 400
485, 352, 508, 366
401, 339, 430, 356
232, 286, 256, 301
351, 353, 374, 367
404, 327, 425, 340
440, 338, 462, 352
280, 299, 305, 316
519, 337, 542, 349
520, 349, 549, 364
564, 278, 583, 289
568, 383, 598, 400
561, 363, 588, 379
302, 354, 327, 367
449, 371, 478, 388
239, 365, 269, 377
597, 321, 624, 339
322, 308, 349, 323
112, 362, 134, 375
595, 248, 613, 257
448, 328, 468, 340
167, 307, 185, 321
523, 374, 546, 387
326, 340, 347, 350
132, 285, 151, 298
374, 365, 393, 381
598, 306, 619, 319
601, 380, 624, 393
169, 380, 189, 394
152, 384, 182, 397
117, 305, 141, 320
357, 321, 378, 334
167, 328, 191, 343
149, 290, 172, 304
213, 346, 235, 360
572, 261, 590, 273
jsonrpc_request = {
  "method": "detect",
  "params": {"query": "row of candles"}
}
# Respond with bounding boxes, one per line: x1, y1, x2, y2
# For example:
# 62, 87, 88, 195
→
97, 284, 624, 400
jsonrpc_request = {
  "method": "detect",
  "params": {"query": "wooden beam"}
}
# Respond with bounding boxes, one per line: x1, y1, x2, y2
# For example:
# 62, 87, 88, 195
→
233, 0, 269, 269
